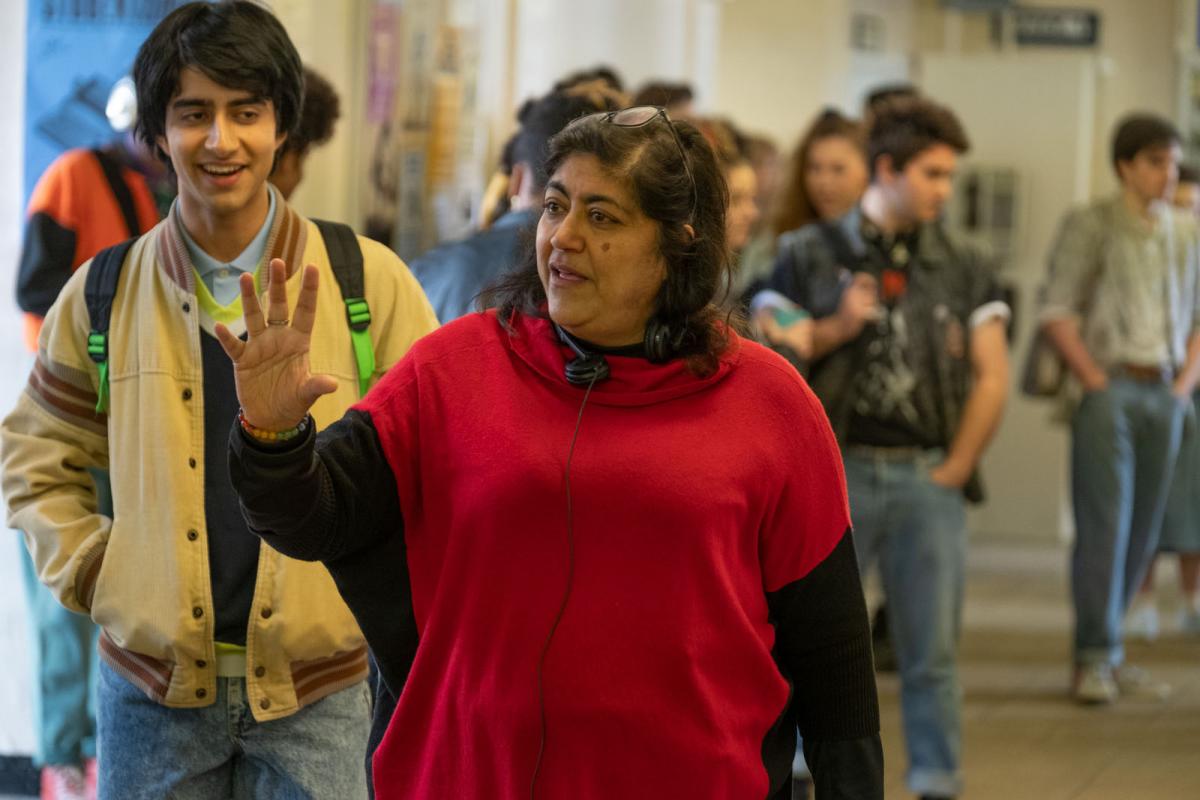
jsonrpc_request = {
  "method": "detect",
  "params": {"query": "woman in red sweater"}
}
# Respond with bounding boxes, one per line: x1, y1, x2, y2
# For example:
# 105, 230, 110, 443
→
222, 107, 883, 800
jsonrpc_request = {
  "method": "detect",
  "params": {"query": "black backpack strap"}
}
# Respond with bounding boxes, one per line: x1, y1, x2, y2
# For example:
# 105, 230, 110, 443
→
92, 149, 142, 239
83, 238, 136, 414
312, 219, 374, 396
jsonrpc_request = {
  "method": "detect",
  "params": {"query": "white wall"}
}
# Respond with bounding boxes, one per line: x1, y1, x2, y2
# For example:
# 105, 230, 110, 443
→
0, 0, 35, 758
272, 0, 369, 225
710, 0, 855, 148
512, 0, 707, 107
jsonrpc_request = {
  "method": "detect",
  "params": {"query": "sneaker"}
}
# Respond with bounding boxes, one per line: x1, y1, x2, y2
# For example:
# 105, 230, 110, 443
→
41, 764, 87, 800
84, 758, 97, 800
1114, 665, 1172, 700
1124, 596, 1160, 642
1072, 663, 1118, 705
1177, 606, 1200, 635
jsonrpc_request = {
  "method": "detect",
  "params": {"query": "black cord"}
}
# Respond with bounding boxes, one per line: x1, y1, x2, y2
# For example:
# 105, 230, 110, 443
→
529, 374, 599, 800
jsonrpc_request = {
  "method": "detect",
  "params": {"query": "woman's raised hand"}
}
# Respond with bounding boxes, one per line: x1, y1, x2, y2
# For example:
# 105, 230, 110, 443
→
215, 258, 338, 431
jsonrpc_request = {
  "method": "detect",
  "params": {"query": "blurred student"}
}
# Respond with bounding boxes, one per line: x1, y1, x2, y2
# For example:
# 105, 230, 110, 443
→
1039, 114, 1200, 705
1126, 161, 1200, 640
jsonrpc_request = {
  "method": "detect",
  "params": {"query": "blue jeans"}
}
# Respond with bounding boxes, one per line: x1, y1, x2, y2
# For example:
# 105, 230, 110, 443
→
1071, 379, 1186, 666
17, 469, 107, 767
845, 449, 966, 799
97, 660, 371, 800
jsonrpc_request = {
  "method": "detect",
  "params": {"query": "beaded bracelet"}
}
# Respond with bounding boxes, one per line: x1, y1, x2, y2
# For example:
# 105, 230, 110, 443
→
238, 409, 309, 444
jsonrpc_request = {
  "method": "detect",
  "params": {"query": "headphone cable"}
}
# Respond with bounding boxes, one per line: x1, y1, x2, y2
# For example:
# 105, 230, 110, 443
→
529, 372, 599, 800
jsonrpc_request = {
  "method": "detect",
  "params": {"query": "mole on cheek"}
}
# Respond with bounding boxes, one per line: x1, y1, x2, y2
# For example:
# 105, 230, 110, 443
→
602, 242, 611, 252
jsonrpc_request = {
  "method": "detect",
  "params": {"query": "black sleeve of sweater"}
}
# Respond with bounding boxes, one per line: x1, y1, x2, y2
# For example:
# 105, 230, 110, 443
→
767, 528, 883, 800
228, 409, 418, 696
17, 212, 76, 316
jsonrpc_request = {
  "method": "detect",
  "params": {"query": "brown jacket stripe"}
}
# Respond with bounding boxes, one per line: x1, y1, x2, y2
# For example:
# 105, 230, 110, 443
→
291, 646, 369, 704
99, 633, 173, 701
76, 544, 105, 609
27, 364, 106, 435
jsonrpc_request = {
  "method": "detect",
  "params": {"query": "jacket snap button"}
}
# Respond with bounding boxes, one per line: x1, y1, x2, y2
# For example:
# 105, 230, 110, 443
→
255, 666, 266, 678
182, 388, 193, 401
192, 606, 203, 618
187, 529, 198, 541
188, 457, 197, 469
196, 688, 206, 699
260, 607, 272, 619
259, 698, 270, 710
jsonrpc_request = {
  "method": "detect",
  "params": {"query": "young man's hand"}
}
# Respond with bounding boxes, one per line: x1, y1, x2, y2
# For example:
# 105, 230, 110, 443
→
836, 272, 882, 341
215, 258, 338, 431
928, 458, 972, 490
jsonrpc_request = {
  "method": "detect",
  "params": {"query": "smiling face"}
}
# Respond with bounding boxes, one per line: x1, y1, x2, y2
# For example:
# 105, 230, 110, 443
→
536, 154, 668, 347
157, 67, 286, 233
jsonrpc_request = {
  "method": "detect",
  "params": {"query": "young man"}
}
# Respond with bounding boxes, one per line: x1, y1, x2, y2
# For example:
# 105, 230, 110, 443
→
1, 3, 437, 798
14, 75, 171, 800
758, 96, 1010, 800
1039, 113, 1200, 705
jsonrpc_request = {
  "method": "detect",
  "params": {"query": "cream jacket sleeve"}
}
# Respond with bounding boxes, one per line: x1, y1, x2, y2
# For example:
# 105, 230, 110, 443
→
2, 261, 111, 614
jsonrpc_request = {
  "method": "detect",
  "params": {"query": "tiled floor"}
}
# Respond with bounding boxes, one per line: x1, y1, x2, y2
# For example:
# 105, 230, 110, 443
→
878, 535, 1200, 799
3, 534, 1197, 798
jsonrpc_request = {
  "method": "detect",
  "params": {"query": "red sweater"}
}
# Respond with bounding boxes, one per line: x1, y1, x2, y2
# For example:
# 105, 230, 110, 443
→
350, 312, 854, 798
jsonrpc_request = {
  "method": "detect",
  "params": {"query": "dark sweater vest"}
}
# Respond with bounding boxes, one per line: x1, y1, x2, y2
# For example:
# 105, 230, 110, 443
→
201, 330, 259, 645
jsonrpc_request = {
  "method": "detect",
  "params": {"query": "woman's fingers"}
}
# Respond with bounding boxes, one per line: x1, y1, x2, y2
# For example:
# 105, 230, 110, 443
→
241, 272, 266, 336
291, 265, 321, 335
299, 373, 339, 408
266, 258, 290, 326
213, 322, 246, 360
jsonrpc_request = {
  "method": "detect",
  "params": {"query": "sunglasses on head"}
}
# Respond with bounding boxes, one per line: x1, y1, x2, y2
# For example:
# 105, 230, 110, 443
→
582, 105, 698, 223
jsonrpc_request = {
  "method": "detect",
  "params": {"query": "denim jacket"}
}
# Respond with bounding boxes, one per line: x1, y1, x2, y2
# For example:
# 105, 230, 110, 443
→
762, 207, 1009, 465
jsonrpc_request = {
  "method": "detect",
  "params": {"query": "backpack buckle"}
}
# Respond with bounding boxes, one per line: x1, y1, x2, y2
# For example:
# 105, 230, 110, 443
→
344, 298, 371, 332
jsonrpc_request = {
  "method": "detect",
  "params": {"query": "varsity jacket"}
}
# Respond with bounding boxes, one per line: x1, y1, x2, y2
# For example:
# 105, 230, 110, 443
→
1, 193, 439, 721
17, 147, 161, 351
230, 311, 884, 799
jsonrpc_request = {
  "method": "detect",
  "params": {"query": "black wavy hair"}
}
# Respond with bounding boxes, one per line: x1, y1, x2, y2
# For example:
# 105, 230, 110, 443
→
133, 1, 303, 161
284, 67, 340, 156
867, 95, 969, 179
481, 109, 737, 375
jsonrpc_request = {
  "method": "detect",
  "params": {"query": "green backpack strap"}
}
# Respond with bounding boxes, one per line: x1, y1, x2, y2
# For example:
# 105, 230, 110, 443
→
83, 239, 136, 414
312, 219, 374, 396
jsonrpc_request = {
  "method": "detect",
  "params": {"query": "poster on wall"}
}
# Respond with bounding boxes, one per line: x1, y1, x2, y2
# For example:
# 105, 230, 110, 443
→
23, 0, 187, 204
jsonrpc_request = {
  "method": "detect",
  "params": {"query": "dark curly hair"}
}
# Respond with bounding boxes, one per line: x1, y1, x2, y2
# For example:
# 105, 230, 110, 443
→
481, 109, 737, 376
867, 95, 969, 179
283, 67, 340, 156
133, 1, 303, 162
1111, 113, 1180, 171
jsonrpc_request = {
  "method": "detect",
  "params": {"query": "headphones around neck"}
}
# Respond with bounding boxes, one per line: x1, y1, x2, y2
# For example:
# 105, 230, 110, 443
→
555, 323, 611, 385
553, 318, 685, 385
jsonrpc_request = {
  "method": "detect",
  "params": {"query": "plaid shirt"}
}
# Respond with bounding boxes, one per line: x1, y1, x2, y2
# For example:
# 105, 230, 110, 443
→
1039, 196, 1200, 370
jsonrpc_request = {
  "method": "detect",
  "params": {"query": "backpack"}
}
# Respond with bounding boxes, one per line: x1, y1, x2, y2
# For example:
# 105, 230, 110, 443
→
84, 218, 374, 414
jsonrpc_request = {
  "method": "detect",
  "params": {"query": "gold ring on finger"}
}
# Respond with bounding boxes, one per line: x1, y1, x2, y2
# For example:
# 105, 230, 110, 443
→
267, 318, 289, 326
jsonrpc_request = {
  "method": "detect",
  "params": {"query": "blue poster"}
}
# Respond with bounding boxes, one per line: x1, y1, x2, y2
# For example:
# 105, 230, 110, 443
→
24, 1, 189, 204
